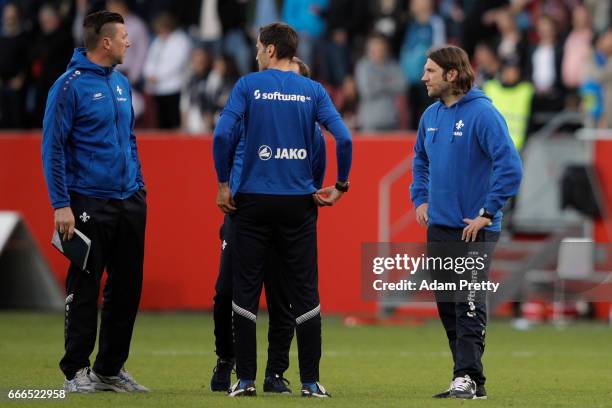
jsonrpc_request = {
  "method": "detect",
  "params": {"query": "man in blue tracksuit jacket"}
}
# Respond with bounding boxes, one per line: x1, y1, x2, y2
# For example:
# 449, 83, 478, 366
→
41, 11, 147, 393
410, 46, 522, 399
213, 23, 352, 397
210, 58, 327, 394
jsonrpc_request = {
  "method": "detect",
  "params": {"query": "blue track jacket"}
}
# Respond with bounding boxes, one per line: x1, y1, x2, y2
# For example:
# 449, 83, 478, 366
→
410, 88, 523, 231
42, 48, 144, 209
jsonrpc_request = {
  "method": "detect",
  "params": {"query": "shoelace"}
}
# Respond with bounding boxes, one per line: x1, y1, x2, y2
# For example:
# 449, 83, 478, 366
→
74, 368, 90, 384
451, 377, 473, 392
271, 376, 290, 388
119, 368, 137, 385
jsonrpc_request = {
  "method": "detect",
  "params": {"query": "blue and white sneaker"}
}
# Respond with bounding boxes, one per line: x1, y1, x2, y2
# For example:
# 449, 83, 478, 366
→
228, 380, 256, 397
263, 374, 291, 394
449, 375, 477, 399
89, 367, 149, 392
301, 382, 331, 398
63, 367, 96, 393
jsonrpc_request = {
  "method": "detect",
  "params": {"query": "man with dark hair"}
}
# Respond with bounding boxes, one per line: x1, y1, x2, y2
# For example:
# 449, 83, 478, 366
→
210, 57, 325, 395
42, 10, 148, 393
213, 22, 352, 397
257, 21, 299, 61
410, 45, 522, 399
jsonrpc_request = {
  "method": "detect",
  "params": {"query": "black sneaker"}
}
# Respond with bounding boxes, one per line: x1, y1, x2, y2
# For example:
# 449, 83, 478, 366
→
301, 382, 331, 398
475, 384, 487, 399
228, 380, 256, 397
449, 375, 476, 399
433, 382, 486, 399
263, 374, 291, 394
432, 381, 452, 398
210, 358, 234, 392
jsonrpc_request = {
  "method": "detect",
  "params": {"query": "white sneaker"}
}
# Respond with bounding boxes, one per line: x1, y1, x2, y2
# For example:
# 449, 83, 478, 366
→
449, 374, 476, 399
300, 382, 331, 398
228, 380, 256, 397
90, 366, 149, 392
63, 367, 96, 393
118, 367, 150, 392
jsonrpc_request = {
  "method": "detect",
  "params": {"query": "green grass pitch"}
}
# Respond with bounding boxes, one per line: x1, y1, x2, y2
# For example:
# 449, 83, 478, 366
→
1, 312, 612, 407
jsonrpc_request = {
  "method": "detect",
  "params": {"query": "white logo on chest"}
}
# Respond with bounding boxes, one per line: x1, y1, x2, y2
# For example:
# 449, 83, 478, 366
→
454, 120, 465, 136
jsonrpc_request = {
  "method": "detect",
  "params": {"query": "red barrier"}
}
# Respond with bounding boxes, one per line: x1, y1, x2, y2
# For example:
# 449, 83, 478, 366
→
0, 133, 423, 313
594, 141, 612, 242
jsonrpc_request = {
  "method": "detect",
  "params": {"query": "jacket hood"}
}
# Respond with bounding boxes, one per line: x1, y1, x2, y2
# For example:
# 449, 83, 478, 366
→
457, 87, 491, 105
431, 87, 491, 143
67, 48, 115, 76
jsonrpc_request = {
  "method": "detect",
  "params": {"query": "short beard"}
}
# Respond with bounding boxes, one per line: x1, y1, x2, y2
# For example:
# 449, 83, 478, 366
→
434, 81, 455, 100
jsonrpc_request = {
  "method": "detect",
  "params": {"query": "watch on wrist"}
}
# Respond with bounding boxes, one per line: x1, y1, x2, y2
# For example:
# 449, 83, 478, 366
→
335, 181, 350, 192
479, 207, 494, 225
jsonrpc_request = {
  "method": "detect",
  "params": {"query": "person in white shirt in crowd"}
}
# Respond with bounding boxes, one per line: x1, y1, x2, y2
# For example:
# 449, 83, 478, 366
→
525, 14, 565, 133
197, 0, 222, 54
143, 12, 191, 129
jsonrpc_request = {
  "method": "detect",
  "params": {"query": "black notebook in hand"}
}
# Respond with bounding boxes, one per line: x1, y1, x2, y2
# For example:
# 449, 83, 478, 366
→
51, 229, 91, 271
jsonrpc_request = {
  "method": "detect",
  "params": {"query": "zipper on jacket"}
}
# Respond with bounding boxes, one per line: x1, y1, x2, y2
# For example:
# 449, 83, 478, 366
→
105, 76, 128, 196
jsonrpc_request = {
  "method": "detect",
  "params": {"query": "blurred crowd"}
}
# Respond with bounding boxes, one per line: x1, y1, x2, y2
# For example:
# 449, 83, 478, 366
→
0, 0, 611, 138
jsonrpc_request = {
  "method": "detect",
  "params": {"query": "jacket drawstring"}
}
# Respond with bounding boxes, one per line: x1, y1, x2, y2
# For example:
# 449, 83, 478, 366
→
450, 104, 458, 143
432, 104, 442, 143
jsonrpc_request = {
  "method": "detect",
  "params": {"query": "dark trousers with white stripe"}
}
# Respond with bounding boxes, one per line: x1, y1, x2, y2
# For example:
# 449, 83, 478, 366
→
230, 193, 321, 383
213, 215, 295, 377
427, 225, 499, 386
59, 190, 146, 379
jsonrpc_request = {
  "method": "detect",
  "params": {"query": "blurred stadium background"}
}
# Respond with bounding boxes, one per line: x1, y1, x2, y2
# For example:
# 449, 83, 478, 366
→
1, 0, 612, 405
